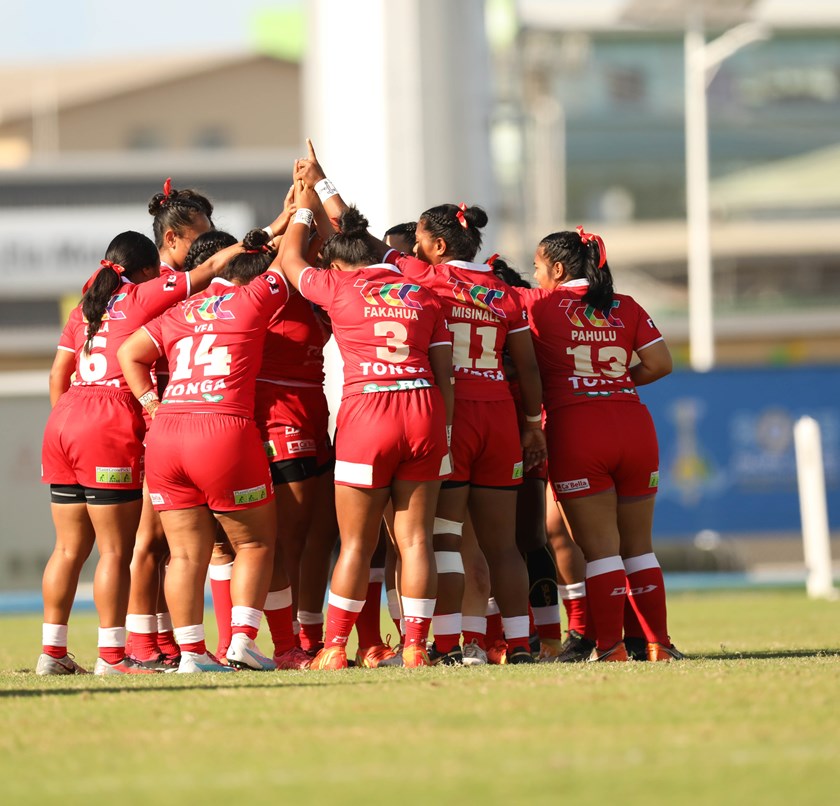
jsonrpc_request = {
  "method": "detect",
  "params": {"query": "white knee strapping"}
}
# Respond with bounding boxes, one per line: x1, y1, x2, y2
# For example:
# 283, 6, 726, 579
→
433, 517, 463, 536
435, 550, 465, 574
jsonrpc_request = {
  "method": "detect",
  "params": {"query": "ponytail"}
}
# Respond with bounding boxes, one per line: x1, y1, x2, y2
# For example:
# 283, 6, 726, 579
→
538, 227, 615, 310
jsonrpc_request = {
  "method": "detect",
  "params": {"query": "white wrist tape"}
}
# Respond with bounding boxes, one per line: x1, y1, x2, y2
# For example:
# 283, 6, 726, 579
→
262, 225, 274, 238
314, 178, 339, 202
138, 390, 159, 409
293, 208, 314, 227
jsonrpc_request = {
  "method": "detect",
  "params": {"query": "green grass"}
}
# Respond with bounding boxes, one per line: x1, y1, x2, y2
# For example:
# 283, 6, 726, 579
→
2, 590, 838, 805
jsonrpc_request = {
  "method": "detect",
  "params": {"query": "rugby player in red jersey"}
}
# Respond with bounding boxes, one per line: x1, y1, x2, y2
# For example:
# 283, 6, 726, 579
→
38, 230, 235, 675
518, 227, 682, 662
119, 229, 293, 673
280, 175, 454, 670
125, 180, 216, 668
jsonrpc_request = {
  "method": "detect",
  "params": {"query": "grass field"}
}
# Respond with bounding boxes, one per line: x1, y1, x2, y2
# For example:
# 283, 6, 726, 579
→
2, 589, 838, 805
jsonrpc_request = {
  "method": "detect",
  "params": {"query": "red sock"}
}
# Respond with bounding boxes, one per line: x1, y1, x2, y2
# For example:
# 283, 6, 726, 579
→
533, 606, 562, 641
402, 597, 435, 647
298, 611, 324, 652
264, 589, 296, 654
209, 564, 233, 655
584, 557, 626, 650
42, 624, 68, 659
486, 612, 503, 644
355, 578, 384, 649
98, 646, 124, 664
180, 640, 206, 655
323, 593, 364, 647
461, 616, 487, 650
625, 555, 670, 644
432, 613, 461, 653
43, 644, 66, 659
157, 630, 179, 656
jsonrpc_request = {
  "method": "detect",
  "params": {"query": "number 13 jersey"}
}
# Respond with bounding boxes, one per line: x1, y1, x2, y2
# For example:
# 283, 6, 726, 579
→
517, 280, 663, 409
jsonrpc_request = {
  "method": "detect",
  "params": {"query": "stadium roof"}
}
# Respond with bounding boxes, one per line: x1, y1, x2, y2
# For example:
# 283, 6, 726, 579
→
518, 0, 840, 31
0, 51, 290, 126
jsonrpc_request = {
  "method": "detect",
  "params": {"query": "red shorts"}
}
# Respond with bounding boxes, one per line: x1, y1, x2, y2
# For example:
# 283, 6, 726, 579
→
545, 402, 659, 500
449, 398, 523, 487
145, 413, 274, 512
41, 386, 145, 489
254, 382, 332, 466
333, 387, 448, 488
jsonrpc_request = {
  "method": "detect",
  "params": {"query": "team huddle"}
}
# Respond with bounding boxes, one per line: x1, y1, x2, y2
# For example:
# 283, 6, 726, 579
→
36, 141, 682, 676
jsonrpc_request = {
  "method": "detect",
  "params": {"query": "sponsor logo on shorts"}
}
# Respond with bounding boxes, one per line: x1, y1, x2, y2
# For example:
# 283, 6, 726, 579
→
512, 462, 524, 480
149, 493, 165, 505
284, 426, 301, 436
287, 439, 316, 455
649, 470, 660, 488
554, 478, 591, 494
362, 377, 431, 393
233, 484, 268, 505
264, 440, 278, 458
95, 466, 132, 484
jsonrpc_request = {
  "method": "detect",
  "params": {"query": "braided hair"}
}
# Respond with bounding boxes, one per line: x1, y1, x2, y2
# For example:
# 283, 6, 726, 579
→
419, 203, 487, 262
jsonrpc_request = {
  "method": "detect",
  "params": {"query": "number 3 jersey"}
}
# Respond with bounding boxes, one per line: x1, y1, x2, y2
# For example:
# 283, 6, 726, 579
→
516, 280, 663, 409
390, 253, 530, 402
58, 271, 191, 390
298, 263, 451, 399
141, 271, 290, 418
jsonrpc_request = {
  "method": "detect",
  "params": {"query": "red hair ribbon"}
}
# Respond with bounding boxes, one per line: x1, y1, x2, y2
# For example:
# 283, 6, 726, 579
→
576, 225, 607, 268
485, 253, 499, 266
455, 202, 469, 230
82, 260, 125, 294
162, 177, 172, 200
244, 245, 272, 254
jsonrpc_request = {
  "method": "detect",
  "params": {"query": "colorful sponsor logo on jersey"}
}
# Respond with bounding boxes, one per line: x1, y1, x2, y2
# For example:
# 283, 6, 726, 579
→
512, 461, 524, 480
447, 278, 506, 317
559, 298, 623, 328
355, 279, 423, 309
95, 466, 133, 484
649, 470, 660, 488
82, 293, 127, 324
554, 477, 591, 494
233, 484, 268, 505
183, 293, 236, 323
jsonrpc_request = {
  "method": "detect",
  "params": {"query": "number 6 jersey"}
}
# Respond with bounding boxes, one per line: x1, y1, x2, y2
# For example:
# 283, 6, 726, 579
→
141, 271, 290, 418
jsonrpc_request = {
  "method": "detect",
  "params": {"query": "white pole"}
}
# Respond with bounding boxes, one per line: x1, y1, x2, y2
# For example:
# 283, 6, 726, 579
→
794, 416, 837, 600
684, 11, 714, 373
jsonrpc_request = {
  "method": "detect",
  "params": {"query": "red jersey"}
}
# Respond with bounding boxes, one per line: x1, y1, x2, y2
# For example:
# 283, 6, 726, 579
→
257, 291, 328, 387
517, 280, 663, 408
58, 271, 190, 391
298, 263, 450, 398
142, 270, 290, 418
391, 254, 530, 402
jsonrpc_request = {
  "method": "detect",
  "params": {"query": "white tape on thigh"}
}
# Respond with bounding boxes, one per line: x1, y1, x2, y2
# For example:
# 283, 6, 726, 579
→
433, 517, 463, 536
435, 550, 464, 575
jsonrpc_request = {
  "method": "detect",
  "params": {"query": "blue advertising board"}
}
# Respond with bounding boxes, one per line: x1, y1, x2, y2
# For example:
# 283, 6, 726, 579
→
639, 367, 840, 538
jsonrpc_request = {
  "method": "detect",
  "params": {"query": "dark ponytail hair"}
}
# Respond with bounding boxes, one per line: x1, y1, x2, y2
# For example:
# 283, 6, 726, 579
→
538, 229, 614, 310
488, 256, 531, 289
321, 206, 381, 267
148, 179, 214, 249
419, 203, 488, 262
384, 221, 417, 250
82, 231, 158, 353
220, 228, 276, 283
182, 230, 237, 271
